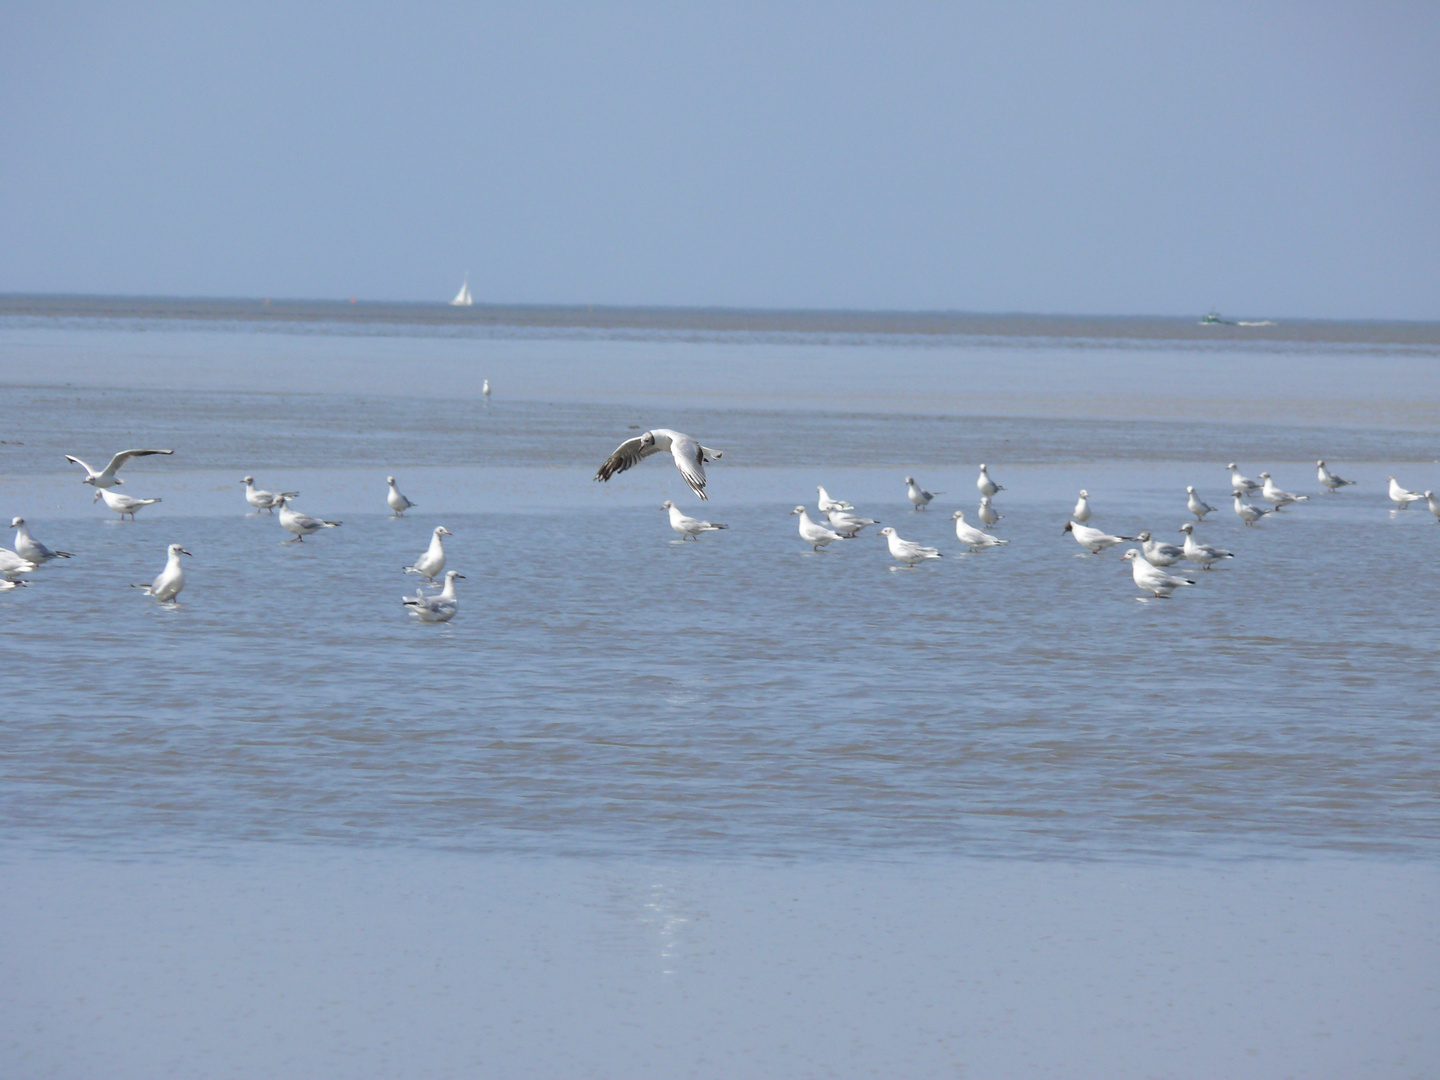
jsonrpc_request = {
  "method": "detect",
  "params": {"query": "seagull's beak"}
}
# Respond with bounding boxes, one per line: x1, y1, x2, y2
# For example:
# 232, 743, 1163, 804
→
455, 574, 466, 579
181, 550, 193, 557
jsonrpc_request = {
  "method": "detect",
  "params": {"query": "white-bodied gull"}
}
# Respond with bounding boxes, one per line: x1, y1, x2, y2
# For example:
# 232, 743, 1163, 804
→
977, 495, 1002, 527
386, 476, 416, 516
134, 543, 190, 602
1316, 460, 1356, 492
905, 476, 940, 511
1259, 472, 1308, 510
1072, 490, 1092, 523
274, 496, 342, 543
241, 476, 298, 514
0, 549, 37, 579
1178, 523, 1234, 569
404, 526, 452, 581
65, 448, 173, 489
825, 509, 880, 537
1121, 549, 1196, 598
11, 518, 72, 563
97, 487, 161, 520
976, 464, 1003, 498
597, 429, 723, 501
404, 570, 464, 622
816, 486, 854, 513
1233, 494, 1272, 526
878, 526, 941, 567
951, 510, 1008, 552
792, 507, 847, 551
662, 501, 727, 540
1388, 477, 1425, 510
1134, 530, 1185, 567
1062, 520, 1132, 555
1186, 486, 1218, 521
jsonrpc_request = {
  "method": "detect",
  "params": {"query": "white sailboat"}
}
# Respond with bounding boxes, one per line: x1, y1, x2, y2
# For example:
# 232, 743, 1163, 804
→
450, 273, 473, 307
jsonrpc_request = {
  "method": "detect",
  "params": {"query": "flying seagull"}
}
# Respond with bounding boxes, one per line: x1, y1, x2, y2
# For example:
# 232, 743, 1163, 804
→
596, 429, 723, 500
65, 448, 174, 489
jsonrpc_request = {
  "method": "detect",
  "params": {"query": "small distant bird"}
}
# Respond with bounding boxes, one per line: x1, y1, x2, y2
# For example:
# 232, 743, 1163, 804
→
1178, 523, 1234, 569
1072, 490, 1092, 524
1227, 463, 1262, 496
11, 518, 72, 563
1186, 486, 1217, 521
1425, 491, 1440, 522
64, 448, 174, 489
905, 476, 939, 511
1259, 472, 1309, 510
597, 429, 723, 500
825, 509, 880, 537
1134, 530, 1185, 568
97, 487, 161, 520
1316, 460, 1356, 492
403, 570, 464, 623
134, 543, 190, 602
977, 495, 1002, 527
951, 509, 1008, 552
386, 476, 416, 516
1232, 494, 1272, 526
404, 526, 452, 581
792, 507, 847, 550
816, 486, 854, 513
274, 496, 342, 543
662, 500, 727, 540
0, 548, 37, 579
1388, 477, 1425, 510
976, 463, 1003, 498
878, 526, 942, 567
1121, 549, 1196, 598
482, 379, 491, 397
1062, 520, 1132, 554
241, 476, 298, 514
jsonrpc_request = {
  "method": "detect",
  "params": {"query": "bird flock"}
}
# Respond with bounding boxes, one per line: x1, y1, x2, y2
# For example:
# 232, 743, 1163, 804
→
5, 430, 1438, 611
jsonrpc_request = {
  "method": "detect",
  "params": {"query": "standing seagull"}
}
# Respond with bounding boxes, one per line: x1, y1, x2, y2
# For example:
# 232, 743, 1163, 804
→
1227, 463, 1262, 496
241, 476, 298, 514
97, 487, 161, 520
1233, 494, 1272, 526
135, 543, 190, 603
661, 501, 727, 540
404, 570, 464, 623
1178, 523, 1234, 569
596, 429, 723, 501
404, 526, 452, 581
1121, 549, 1196, 599
1388, 477, 1425, 510
816, 486, 854, 513
951, 510, 1008, 552
1072, 490, 1092, 524
0, 549, 37, 579
65, 448, 174, 489
482, 379, 491, 398
905, 476, 940, 511
976, 464, 1004, 498
274, 496, 342, 543
1424, 492, 1440, 522
878, 526, 942, 568
386, 476, 416, 516
1259, 472, 1309, 510
825, 509, 880, 537
977, 495, 1002, 527
1316, 460, 1356, 492
1186, 486, 1218, 521
1062, 520, 1133, 555
792, 507, 847, 551
1134, 530, 1186, 568
12, 518, 72, 563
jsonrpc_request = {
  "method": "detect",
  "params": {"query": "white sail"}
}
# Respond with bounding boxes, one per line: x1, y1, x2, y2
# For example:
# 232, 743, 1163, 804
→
450, 274, 473, 306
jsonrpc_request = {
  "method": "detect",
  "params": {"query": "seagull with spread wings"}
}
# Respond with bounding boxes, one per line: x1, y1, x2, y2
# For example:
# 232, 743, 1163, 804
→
64, 448, 174, 489
595, 429, 723, 500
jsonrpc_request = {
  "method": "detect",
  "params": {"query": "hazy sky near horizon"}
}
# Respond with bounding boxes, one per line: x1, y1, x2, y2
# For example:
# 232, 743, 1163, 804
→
3, 3, 1437, 318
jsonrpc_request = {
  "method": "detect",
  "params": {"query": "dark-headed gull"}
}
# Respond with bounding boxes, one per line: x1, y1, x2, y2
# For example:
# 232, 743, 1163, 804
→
878, 527, 941, 567
661, 501, 727, 540
1135, 530, 1185, 567
11, 518, 72, 563
404, 570, 464, 622
951, 510, 1007, 552
976, 464, 1003, 498
792, 507, 847, 551
1072, 490, 1091, 523
905, 476, 940, 511
1227, 463, 1262, 496
1062, 520, 1132, 554
404, 526, 451, 581
1316, 460, 1356, 492
1388, 477, 1425, 510
1121, 549, 1195, 598
386, 476, 416, 516
816, 486, 854, 513
977, 495, 1002, 527
134, 543, 190, 602
65, 448, 173, 489
1178, 523, 1234, 569
1232, 494, 1272, 526
241, 476, 298, 514
825, 509, 880, 537
1259, 473, 1308, 510
597, 430, 722, 501
1186, 486, 1217, 521
274, 496, 342, 543
98, 487, 160, 520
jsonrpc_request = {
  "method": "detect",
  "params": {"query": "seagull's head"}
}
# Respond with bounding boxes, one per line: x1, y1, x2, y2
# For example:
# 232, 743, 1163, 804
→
168, 544, 192, 558
1259, 472, 1271, 480
1078, 490, 1088, 498
1179, 523, 1194, 534
1186, 485, 1196, 493
791, 506, 805, 515
950, 510, 963, 520
1136, 531, 1152, 542
660, 500, 674, 510
10, 517, 22, 528
1226, 463, 1238, 470
904, 476, 915, 485
386, 476, 396, 485
639, 432, 657, 449
1316, 460, 1325, 467
241, 476, 254, 485
979, 463, 988, 471
1062, 521, 1074, 535
1121, 549, 1139, 562
879, 527, 895, 537
448, 571, 465, 580
436, 527, 452, 537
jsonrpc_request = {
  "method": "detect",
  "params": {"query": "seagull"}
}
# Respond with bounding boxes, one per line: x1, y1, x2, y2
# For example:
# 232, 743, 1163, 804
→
134, 543, 190, 602
951, 509, 1008, 552
0, 549, 37, 579
64, 448, 173, 489
816, 486, 854, 513
1072, 490, 1092, 524
1259, 472, 1309, 510
596, 429, 723, 500
403, 526, 452, 580
1186, 486, 1218, 521
0, 578, 26, 592
274, 496, 342, 543
403, 570, 464, 622
905, 476, 940, 511
241, 476, 298, 514
386, 476, 416, 516
662, 500, 727, 539
1121, 549, 1196, 598
11, 518, 72, 563
792, 507, 847, 551
482, 379, 491, 397
1227, 463, 1262, 496
825, 509, 880, 537
976, 463, 1003, 498
1425, 492, 1440, 522
97, 487, 161, 520
878, 526, 941, 567
1134, 530, 1186, 567
977, 495, 1002, 527
1388, 477, 1425, 510
1062, 520, 1132, 554
1232, 494, 1272, 526
1178, 522, 1234, 569
1316, 460, 1356, 492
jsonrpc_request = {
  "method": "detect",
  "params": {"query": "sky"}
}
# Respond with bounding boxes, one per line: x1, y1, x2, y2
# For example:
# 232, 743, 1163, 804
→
2, 2, 1438, 319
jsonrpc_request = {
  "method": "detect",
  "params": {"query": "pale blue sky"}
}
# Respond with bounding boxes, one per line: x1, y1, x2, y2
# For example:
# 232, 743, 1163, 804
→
3, 2, 1437, 318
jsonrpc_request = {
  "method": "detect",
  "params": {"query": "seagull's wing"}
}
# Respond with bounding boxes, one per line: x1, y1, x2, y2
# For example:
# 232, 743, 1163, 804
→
64, 455, 96, 475
594, 436, 664, 484
668, 434, 709, 500
103, 448, 175, 476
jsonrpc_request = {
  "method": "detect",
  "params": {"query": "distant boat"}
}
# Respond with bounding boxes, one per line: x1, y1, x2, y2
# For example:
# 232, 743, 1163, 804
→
450, 274, 473, 307
1200, 309, 1235, 325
